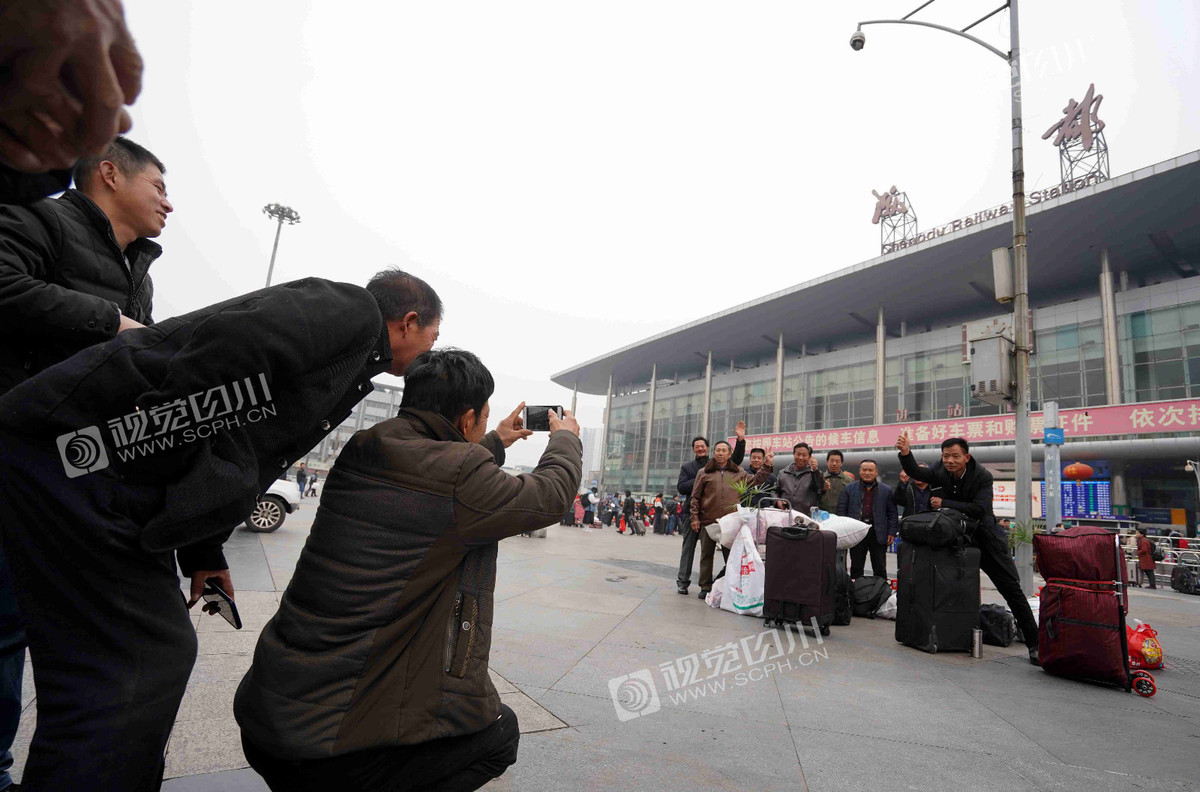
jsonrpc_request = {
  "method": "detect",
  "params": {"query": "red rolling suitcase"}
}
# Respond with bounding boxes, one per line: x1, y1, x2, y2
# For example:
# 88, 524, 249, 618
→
763, 524, 835, 636
1033, 528, 1155, 697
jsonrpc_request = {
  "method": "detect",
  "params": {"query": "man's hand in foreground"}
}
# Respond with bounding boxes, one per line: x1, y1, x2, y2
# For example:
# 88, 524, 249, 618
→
117, 314, 145, 333
549, 408, 580, 437
495, 402, 534, 448
188, 568, 234, 614
0, 0, 144, 171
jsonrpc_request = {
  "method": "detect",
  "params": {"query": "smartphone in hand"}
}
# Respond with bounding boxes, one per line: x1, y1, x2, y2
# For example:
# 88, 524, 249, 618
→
523, 405, 564, 432
202, 582, 242, 629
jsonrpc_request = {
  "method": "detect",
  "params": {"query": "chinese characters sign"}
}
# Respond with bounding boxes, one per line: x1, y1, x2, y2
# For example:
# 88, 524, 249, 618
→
737, 398, 1200, 452
871, 186, 908, 224
1042, 83, 1105, 151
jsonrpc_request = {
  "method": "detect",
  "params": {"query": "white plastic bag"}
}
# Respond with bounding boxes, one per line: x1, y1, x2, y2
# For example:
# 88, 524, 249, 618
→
720, 525, 765, 617
718, 509, 755, 548
875, 592, 898, 620
705, 522, 722, 542
817, 514, 871, 550
705, 578, 726, 609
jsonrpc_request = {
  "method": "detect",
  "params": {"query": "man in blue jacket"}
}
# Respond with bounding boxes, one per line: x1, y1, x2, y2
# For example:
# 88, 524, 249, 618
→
837, 459, 898, 579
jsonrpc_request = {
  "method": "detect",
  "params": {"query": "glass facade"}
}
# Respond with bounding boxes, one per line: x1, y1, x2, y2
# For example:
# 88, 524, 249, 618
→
1120, 302, 1200, 402
1030, 320, 1107, 410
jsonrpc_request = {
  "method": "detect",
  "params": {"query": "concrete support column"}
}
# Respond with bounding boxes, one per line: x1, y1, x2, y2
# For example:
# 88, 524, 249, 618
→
1111, 460, 1129, 511
599, 373, 613, 493
1099, 249, 1122, 405
641, 364, 657, 490
875, 305, 886, 425
700, 351, 713, 437
774, 333, 784, 433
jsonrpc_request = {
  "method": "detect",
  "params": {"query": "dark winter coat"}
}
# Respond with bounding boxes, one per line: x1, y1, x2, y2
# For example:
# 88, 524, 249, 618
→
0, 189, 161, 393
899, 451, 997, 533
234, 409, 581, 758
0, 278, 392, 572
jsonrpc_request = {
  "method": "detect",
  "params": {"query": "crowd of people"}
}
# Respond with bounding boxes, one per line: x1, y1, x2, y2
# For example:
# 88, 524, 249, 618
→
563, 422, 1041, 665
0, 4, 586, 790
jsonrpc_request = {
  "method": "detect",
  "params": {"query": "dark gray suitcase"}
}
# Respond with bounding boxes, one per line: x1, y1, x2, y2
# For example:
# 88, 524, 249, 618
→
895, 542, 980, 653
764, 525, 835, 636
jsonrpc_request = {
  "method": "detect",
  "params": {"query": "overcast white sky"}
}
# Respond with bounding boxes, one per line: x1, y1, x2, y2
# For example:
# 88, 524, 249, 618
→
122, 1, 1199, 466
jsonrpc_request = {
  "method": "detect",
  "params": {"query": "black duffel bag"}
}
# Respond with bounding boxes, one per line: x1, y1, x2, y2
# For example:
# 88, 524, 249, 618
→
898, 508, 979, 548
852, 576, 892, 618
978, 604, 1016, 647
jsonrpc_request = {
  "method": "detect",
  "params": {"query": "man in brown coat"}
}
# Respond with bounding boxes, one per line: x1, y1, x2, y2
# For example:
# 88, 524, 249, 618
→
234, 349, 582, 791
689, 441, 773, 598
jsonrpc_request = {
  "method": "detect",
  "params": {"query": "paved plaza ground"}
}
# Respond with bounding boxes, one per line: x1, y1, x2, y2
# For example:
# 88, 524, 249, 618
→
10, 500, 1200, 790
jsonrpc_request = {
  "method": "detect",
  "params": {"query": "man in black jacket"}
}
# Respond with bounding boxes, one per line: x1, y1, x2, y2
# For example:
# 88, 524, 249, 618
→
0, 136, 172, 393
0, 272, 448, 790
896, 434, 1040, 665
676, 422, 745, 594
0, 135, 170, 792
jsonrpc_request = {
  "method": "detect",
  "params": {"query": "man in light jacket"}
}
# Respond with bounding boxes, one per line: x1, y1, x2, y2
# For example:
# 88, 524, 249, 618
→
235, 349, 582, 791
775, 442, 824, 514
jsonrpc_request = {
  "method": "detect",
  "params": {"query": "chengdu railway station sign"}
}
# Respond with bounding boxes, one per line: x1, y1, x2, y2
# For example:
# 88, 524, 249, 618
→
880, 171, 1107, 255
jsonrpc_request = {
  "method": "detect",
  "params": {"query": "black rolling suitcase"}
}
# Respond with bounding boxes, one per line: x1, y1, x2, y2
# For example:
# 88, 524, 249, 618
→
895, 542, 980, 653
764, 524, 836, 636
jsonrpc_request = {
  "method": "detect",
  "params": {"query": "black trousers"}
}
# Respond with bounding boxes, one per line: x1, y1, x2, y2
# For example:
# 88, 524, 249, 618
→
976, 525, 1040, 643
677, 524, 699, 587
1140, 568, 1157, 589
849, 528, 888, 579
242, 704, 520, 792
0, 431, 197, 792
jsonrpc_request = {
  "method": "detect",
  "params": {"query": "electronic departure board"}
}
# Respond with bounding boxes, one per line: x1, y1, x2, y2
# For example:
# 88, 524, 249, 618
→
1040, 481, 1112, 518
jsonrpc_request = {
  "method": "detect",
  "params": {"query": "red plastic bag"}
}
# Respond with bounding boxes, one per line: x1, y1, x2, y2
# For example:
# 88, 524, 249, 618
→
1127, 621, 1164, 670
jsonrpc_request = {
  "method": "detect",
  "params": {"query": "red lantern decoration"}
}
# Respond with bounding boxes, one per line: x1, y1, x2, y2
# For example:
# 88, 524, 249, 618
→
1062, 462, 1094, 482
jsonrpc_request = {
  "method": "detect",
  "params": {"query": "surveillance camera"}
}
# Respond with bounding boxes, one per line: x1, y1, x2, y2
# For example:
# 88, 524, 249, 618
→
849, 30, 865, 51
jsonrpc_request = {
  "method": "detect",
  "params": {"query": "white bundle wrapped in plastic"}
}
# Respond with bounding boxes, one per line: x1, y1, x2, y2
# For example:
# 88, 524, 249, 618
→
812, 514, 871, 550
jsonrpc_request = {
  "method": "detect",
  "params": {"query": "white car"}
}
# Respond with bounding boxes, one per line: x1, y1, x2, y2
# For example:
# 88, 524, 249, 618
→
245, 478, 302, 533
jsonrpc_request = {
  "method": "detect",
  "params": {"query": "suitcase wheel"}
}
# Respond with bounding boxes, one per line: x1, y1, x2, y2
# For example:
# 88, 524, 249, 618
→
819, 625, 831, 637
1131, 671, 1157, 698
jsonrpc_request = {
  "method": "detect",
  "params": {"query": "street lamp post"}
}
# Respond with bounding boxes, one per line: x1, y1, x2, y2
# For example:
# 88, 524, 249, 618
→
851, 0, 1035, 593
262, 203, 301, 288
1186, 461, 1200, 535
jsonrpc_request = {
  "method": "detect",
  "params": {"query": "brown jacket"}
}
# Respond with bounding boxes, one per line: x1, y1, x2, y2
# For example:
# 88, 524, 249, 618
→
233, 408, 582, 759
689, 458, 772, 531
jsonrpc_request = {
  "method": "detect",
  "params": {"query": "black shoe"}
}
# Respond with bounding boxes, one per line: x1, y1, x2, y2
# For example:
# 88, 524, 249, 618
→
1028, 646, 1040, 666
698, 590, 710, 599
677, 585, 689, 595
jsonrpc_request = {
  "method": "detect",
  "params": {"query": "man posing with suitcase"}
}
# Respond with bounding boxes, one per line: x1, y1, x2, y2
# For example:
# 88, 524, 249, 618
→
895, 433, 1040, 665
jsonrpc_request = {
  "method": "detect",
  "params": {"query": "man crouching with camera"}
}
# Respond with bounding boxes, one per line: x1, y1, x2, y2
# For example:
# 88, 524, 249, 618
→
234, 349, 581, 791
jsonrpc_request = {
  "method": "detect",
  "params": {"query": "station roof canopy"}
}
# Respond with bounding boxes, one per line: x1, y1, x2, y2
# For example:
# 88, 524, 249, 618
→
553, 151, 1200, 395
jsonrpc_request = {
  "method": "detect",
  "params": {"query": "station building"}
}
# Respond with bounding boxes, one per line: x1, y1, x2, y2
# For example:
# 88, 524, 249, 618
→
552, 151, 1200, 533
